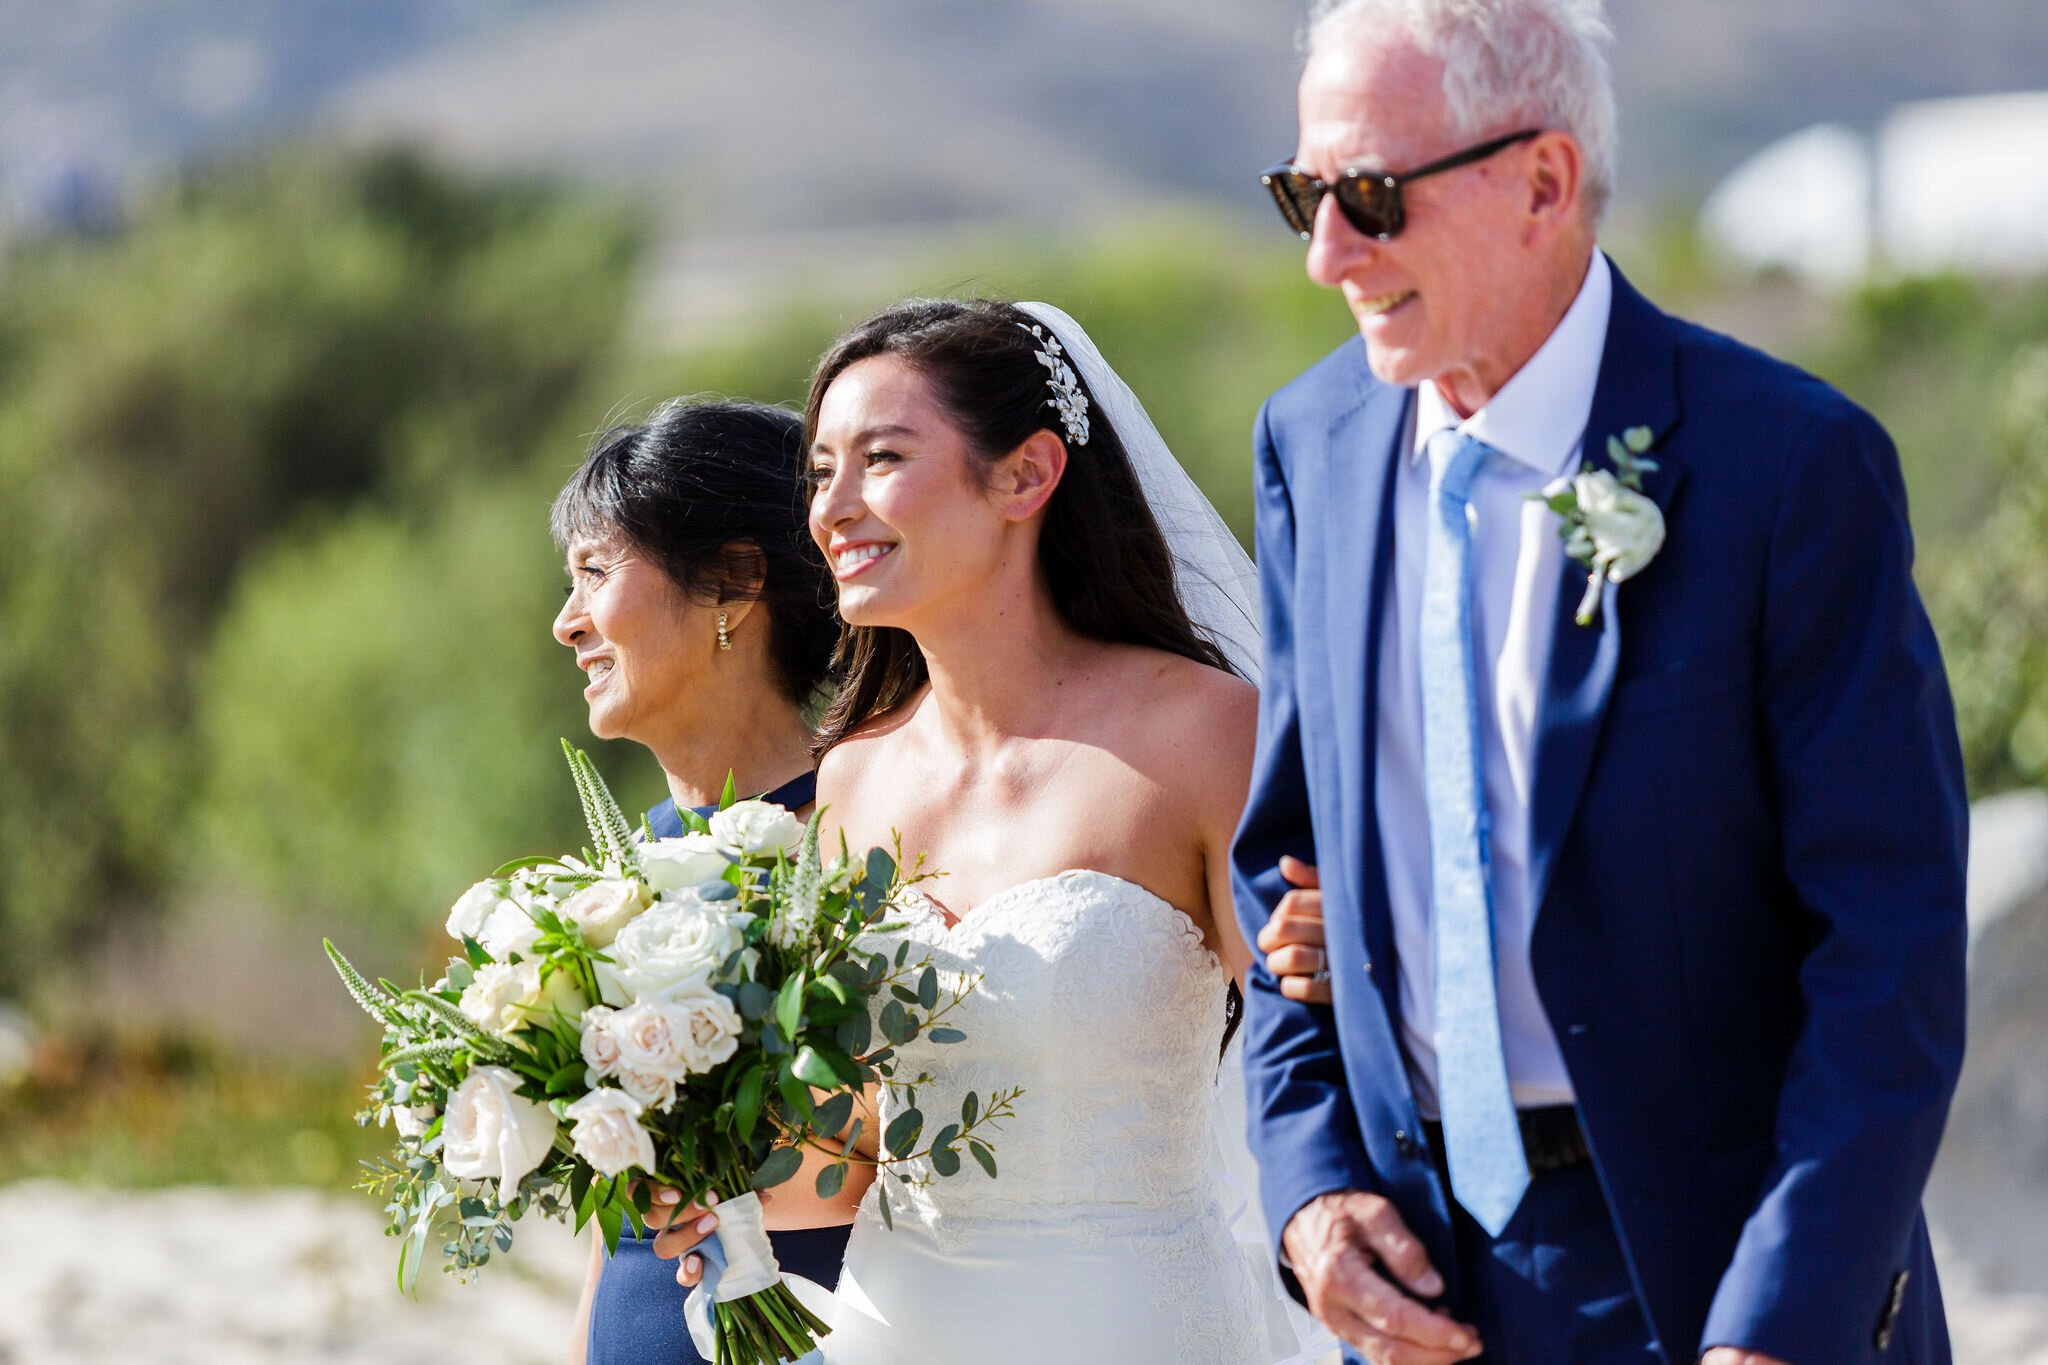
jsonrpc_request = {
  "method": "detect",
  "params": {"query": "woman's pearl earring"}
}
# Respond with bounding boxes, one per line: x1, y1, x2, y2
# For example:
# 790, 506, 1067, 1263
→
717, 611, 732, 652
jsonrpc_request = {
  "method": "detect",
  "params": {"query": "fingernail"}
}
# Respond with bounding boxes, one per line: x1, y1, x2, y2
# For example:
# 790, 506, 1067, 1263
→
703, 1190, 720, 1207
696, 1213, 719, 1234
1418, 1270, 1444, 1297
654, 1187, 680, 1204
686, 1254, 701, 1275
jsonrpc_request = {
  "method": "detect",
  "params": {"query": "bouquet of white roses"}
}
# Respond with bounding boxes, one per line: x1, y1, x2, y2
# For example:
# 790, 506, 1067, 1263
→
326, 742, 1018, 1364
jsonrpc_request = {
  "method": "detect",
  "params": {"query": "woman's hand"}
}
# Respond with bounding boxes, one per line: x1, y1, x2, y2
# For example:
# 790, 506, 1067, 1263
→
642, 1183, 757, 1288
1257, 856, 1332, 1004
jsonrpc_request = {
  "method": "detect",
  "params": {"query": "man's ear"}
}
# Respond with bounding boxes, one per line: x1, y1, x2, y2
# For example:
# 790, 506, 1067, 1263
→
995, 428, 1069, 523
1522, 130, 1584, 245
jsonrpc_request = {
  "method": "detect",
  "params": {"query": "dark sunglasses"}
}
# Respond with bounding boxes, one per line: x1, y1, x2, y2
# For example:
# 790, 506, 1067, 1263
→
1260, 128, 1541, 242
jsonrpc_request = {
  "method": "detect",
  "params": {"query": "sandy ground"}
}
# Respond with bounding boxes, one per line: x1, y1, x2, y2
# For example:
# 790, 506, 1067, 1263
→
0, 1181, 588, 1365
0, 1179, 2042, 1365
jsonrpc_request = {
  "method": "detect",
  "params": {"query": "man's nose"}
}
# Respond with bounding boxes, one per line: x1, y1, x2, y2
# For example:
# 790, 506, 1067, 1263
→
1305, 192, 1375, 288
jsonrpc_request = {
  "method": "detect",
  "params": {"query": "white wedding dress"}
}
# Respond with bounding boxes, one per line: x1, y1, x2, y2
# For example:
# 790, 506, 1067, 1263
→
821, 869, 1272, 1364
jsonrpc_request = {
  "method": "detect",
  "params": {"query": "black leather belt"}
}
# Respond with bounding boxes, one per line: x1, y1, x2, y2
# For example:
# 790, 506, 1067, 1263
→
1423, 1104, 1591, 1177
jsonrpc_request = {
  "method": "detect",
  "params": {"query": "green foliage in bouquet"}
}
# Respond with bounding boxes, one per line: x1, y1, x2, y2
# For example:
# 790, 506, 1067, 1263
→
326, 742, 1019, 1363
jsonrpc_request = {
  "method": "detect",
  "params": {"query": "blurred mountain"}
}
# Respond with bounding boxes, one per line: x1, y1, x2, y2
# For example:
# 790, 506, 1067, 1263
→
8, 0, 2045, 230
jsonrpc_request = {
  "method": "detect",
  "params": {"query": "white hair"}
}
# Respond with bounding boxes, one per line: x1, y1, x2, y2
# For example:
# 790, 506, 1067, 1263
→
1304, 0, 1618, 223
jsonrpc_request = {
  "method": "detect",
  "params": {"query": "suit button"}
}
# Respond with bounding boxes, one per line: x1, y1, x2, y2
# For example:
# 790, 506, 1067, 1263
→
1394, 1129, 1419, 1158
1362, 959, 1374, 975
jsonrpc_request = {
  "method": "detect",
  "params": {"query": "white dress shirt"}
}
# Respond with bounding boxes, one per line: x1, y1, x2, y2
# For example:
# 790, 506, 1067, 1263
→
1374, 250, 1613, 1116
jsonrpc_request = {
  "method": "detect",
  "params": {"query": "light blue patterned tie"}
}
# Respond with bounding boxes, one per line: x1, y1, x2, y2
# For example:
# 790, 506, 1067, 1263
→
1421, 429, 1530, 1238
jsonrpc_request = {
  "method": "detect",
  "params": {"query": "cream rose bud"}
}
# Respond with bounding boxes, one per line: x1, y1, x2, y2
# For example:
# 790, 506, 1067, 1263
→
640, 833, 731, 893
564, 1089, 655, 1178
1572, 469, 1667, 582
597, 889, 752, 1005
664, 986, 745, 1076
580, 1006, 624, 1082
442, 1065, 557, 1192
561, 878, 650, 948
617, 1067, 679, 1112
709, 800, 803, 859
477, 899, 544, 962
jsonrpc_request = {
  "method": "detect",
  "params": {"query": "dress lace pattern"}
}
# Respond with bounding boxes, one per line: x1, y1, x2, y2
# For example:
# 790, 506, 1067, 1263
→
848, 870, 1265, 1364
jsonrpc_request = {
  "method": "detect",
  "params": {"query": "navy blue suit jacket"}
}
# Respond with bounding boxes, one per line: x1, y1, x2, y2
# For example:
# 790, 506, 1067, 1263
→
1231, 264, 1968, 1363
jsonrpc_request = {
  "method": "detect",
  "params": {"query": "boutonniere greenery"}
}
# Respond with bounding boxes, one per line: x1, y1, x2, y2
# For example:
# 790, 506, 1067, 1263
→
1534, 425, 1667, 627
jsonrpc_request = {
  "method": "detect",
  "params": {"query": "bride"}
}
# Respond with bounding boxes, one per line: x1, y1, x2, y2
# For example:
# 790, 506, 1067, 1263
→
800, 298, 1321, 1363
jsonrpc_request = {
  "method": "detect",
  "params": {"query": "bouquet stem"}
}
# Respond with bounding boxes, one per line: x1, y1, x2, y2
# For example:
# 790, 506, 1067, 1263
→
714, 1279, 832, 1364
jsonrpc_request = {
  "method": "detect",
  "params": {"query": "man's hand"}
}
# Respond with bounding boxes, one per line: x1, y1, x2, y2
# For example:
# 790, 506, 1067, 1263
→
1283, 1189, 1481, 1364
1259, 855, 1332, 1003
1701, 1351, 1793, 1365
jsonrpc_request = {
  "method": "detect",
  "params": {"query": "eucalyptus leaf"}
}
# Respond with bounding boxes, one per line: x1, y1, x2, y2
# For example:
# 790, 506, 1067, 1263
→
931, 1145, 960, 1177
816, 1161, 848, 1199
813, 1091, 855, 1137
736, 981, 773, 1021
753, 1145, 804, 1189
917, 966, 939, 1011
884, 1108, 923, 1159
967, 1138, 997, 1178
961, 1092, 979, 1126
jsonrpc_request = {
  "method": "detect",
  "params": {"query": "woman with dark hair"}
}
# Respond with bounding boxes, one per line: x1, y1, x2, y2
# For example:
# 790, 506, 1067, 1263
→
801, 300, 1311, 1363
550, 398, 866, 1365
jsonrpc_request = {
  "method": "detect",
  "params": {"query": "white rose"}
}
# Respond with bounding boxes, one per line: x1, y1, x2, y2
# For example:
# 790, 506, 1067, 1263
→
597, 889, 752, 1005
560, 878, 649, 948
461, 962, 585, 1037
709, 800, 803, 859
663, 986, 745, 1076
1571, 468, 1666, 582
564, 1088, 655, 1178
442, 1065, 557, 1192
478, 899, 544, 962
580, 1005, 624, 1082
447, 880, 515, 943
640, 833, 731, 892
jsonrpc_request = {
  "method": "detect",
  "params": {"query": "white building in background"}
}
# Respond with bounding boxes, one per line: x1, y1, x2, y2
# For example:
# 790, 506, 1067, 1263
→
1700, 90, 2048, 286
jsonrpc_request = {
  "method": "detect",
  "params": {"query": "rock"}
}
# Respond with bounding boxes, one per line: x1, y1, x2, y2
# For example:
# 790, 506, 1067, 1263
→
1928, 786, 2048, 1340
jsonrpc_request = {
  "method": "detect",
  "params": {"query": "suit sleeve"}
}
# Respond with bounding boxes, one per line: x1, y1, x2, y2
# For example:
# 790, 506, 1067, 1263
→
1699, 402, 1969, 1361
1231, 398, 1380, 1285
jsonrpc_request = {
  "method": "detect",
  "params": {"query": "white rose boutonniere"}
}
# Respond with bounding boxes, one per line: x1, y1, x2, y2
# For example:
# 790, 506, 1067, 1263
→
1537, 425, 1666, 626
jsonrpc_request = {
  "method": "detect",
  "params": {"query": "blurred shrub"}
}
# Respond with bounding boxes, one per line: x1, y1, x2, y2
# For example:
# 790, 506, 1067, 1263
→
1925, 344, 2048, 794
190, 476, 659, 958
0, 146, 642, 992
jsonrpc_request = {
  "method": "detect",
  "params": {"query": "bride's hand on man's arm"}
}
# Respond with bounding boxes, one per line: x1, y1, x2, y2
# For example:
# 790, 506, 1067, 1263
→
1259, 856, 1332, 1004
1282, 1191, 1480, 1365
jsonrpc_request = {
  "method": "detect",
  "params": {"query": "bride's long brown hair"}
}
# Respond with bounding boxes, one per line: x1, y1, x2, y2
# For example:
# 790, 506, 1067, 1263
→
803, 298, 1234, 756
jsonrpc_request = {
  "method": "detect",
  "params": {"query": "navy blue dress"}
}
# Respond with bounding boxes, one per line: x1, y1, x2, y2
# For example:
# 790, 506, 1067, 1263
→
587, 771, 849, 1365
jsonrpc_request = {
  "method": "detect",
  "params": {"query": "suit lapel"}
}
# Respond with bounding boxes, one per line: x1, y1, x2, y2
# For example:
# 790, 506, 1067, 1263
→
1318, 350, 1410, 1020
1528, 266, 1688, 918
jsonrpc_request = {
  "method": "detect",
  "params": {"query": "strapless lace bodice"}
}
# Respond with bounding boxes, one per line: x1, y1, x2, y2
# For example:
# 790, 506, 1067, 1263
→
829, 869, 1266, 1364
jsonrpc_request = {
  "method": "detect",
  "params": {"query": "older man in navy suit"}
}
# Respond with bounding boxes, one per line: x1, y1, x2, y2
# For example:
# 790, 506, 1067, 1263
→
1230, 2, 1968, 1363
